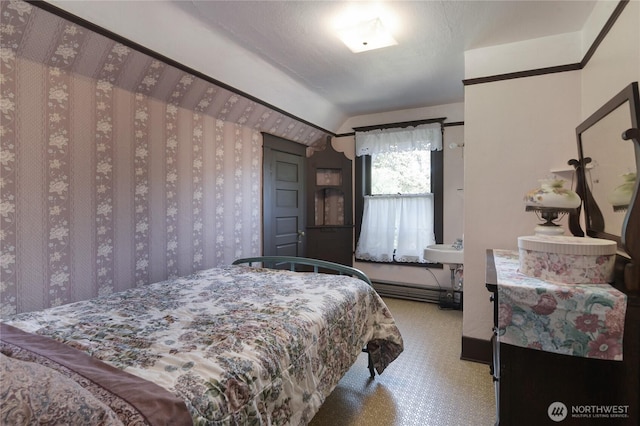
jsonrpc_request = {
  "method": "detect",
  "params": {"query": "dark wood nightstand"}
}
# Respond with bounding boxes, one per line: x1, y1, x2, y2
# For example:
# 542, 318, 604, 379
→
486, 249, 639, 425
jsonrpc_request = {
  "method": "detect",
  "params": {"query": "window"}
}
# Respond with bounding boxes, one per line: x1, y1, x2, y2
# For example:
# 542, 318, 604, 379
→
354, 121, 444, 264
371, 150, 431, 194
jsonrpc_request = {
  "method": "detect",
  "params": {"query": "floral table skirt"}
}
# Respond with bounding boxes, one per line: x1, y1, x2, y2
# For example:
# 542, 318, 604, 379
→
494, 249, 627, 361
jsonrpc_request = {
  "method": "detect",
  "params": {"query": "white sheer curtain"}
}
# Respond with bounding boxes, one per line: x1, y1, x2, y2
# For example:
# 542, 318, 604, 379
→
354, 122, 441, 263
355, 122, 442, 156
355, 194, 435, 263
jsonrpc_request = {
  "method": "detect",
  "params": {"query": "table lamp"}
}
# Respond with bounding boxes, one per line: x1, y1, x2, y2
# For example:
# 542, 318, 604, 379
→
524, 179, 581, 235
609, 172, 636, 212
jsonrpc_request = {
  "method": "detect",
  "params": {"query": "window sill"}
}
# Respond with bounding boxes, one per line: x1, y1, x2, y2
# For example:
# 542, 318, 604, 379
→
354, 259, 443, 269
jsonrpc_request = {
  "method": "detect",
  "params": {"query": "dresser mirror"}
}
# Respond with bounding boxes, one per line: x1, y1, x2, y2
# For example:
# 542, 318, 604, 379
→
576, 81, 640, 290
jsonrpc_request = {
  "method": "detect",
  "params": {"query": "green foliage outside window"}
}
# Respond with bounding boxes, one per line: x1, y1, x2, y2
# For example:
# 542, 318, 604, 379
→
371, 151, 431, 195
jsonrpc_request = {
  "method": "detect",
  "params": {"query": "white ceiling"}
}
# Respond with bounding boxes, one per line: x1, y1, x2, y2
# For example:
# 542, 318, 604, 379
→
49, 0, 598, 131
172, 1, 596, 116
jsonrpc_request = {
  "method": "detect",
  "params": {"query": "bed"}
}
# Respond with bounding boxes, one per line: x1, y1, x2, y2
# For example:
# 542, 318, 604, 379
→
0, 257, 404, 425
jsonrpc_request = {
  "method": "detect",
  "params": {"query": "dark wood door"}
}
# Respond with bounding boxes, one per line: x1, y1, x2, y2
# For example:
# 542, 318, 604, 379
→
262, 134, 306, 257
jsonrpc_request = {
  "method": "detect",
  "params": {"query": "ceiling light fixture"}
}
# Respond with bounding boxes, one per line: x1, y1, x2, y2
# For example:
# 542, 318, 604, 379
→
337, 17, 397, 53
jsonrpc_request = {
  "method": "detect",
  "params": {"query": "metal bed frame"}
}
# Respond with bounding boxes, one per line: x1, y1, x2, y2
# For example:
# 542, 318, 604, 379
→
232, 256, 376, 378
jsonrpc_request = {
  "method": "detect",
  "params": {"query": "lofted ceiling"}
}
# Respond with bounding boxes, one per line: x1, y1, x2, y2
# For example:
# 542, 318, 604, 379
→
46, 0, 598, 131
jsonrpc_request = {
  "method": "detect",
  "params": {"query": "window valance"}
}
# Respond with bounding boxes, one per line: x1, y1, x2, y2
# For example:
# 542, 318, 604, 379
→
355, 122, 442, 156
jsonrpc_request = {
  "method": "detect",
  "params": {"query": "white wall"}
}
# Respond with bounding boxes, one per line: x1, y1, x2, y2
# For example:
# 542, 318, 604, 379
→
464, 32, 582, 79
337, 103, 464, 135
463, 73, 582, 341
581, 0, 640, 117
334, 103, 465, 289
462, 0, 639, 343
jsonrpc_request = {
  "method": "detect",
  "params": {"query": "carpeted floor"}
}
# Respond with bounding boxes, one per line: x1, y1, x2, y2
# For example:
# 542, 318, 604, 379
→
309, 297, 496, 426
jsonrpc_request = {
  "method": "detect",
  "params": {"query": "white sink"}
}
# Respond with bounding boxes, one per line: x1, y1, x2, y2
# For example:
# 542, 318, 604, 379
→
424, 244, 464, 264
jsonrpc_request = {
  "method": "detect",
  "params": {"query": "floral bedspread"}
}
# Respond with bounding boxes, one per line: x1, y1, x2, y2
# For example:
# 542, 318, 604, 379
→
1, 323, 192, 426
2, 265, 404, 425
494, 250, 627, 361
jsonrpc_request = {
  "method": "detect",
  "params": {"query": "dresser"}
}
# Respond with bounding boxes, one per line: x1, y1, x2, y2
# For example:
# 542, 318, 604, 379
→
486, 249, 639, 425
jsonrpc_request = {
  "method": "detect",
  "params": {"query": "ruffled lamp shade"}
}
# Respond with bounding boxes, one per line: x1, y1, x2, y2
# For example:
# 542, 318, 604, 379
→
524, 179, 581, 235
608, 172, 636, 212
525, 179, 581, 209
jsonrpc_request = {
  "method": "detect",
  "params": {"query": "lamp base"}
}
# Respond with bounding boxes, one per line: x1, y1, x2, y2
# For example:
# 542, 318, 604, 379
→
534, 224, 565, 236
526, 206, 576, 237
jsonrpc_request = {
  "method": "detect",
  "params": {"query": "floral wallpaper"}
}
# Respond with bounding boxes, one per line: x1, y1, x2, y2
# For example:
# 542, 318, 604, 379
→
0, 0, 329, 315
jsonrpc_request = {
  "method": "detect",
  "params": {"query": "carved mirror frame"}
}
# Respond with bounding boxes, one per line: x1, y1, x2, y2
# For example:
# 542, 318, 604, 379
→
576, 81, 640, 290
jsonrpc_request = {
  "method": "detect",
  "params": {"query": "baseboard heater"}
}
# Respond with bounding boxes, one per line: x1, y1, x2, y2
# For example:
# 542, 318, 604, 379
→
372, 280, 444, 304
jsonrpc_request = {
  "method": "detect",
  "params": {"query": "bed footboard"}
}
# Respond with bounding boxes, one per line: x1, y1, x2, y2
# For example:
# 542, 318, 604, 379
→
232, 256, 372, 286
